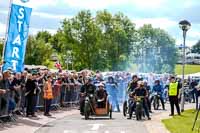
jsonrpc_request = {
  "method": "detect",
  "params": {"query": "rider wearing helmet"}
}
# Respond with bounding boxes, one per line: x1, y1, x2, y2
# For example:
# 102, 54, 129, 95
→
133, 81, 151, 120
127, 75, 138, 92
151, 80, 165, 110
80, 77, 96, 115
96, 83, 108, 108
143, 80, 152, 113
126, 75, 139, 119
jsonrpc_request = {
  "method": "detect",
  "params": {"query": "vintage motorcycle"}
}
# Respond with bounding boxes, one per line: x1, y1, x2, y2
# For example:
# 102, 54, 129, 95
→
135, 96, 144, 121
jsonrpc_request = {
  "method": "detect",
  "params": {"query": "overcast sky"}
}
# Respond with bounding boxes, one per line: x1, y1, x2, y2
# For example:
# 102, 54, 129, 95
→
0, 0, 200, 47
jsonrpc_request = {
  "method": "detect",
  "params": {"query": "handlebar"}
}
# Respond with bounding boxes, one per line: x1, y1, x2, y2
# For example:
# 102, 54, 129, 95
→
135, 96, 145, 101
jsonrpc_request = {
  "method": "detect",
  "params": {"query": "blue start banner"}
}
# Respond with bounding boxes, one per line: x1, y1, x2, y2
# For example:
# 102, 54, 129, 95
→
3, 1, 32, 72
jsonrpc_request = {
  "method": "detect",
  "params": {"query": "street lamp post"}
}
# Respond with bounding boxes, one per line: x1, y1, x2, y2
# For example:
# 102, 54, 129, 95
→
179, 20, 191, 112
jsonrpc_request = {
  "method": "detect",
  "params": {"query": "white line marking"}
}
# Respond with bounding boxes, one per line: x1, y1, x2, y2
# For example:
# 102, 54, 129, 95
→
64, 130, 78, 133
64, 130, 70, 133
89, 124, 104, 131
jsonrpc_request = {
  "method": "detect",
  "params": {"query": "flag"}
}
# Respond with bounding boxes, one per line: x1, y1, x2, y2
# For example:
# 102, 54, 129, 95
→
3, 0, 32, 72
55, 61, 62, 70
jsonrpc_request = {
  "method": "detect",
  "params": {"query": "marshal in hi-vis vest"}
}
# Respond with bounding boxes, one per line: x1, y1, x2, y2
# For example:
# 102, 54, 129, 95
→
169, 82, 178, 96
43, 81, 53, 99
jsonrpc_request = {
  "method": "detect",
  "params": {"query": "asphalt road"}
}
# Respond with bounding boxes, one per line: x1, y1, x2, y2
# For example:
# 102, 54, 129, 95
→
35, 112, 149, 133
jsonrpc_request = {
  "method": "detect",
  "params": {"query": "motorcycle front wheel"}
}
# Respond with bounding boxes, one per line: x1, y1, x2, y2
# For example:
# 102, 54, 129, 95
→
123, 101, 128, 117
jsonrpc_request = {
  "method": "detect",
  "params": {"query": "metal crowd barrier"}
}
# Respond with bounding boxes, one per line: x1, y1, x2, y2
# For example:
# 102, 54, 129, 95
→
0, 91, 13, 122
0, 82, 81, 122
36, 83, 81, 110
62, 84, 81, 107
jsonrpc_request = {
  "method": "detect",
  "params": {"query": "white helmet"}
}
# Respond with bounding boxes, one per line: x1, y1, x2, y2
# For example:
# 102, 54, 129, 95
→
98, 83, 104, 87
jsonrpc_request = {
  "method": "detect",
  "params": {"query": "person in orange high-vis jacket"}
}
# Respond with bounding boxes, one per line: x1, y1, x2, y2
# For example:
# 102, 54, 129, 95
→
43, 76, 53, 116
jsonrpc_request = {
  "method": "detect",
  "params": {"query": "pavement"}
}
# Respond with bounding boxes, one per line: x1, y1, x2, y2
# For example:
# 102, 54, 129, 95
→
144, 103, 195, 133
0, 108, 79, 133
0, 103, 196, 133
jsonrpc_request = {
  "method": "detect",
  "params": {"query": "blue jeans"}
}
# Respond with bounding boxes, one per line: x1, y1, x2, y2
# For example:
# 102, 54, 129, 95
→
8, 98, 16, 113
191, 88, 196, 103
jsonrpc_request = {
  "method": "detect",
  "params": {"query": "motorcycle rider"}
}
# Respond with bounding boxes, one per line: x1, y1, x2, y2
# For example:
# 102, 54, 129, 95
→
126, 75, 139, 119
93, 72, 104, 86
133, 81, 151, 120
79, 77, 96, 115
127, 75, 138, 92
150, 80, 165, 110
96, 83, 108, 108
144, 80, 152, 113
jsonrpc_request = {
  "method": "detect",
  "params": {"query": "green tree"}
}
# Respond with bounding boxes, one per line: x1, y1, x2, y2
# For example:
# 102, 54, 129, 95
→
96, 10, 137, 70
137, 24, 177, 73
58, 10, 105, 70
36, 31, 52, 43
25, 35, 53, 67
49, 10, 177, 73
192, 40, 200, 54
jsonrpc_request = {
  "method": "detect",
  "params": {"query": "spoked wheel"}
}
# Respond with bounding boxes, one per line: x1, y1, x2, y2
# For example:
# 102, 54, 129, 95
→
85, 111, 89, 120
123, 101, 128, 117
84, 102, 90, 120
153, 98, 159, 110
156, 99, 160, 110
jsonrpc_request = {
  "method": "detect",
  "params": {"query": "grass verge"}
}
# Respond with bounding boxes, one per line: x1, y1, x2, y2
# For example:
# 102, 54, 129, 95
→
175, 64, 200, 75
162, 109, 200, 133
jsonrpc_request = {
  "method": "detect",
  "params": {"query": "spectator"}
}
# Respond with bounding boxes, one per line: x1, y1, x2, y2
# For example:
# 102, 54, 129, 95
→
11, 73, 22, 113
1, 70, 12, 117
190, 80, 198, 103
43, 75, 54, 116
106, 76, 120, 112
195, 81, 200, 110
0, 73, 8, 116
8, 75, 16, 114
25, 74, 37, 117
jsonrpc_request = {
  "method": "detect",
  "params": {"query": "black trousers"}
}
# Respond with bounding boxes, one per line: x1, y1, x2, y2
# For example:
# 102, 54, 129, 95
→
26, 95, 36, 115
146, 98, 151, 111
169, 96, 180, 115
80, 97, 85, 114
150, 96, 165, 110
195, 90, 200, 110
142, 100, 150, 118
44, 99, 52, 114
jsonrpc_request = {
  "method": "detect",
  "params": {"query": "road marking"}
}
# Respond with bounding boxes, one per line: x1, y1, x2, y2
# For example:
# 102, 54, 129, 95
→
64, 130, 125, 133
64, 130, 71, 133
104, 131, 126, 133
64, 130, 77, 133
89, 124, 104, 131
